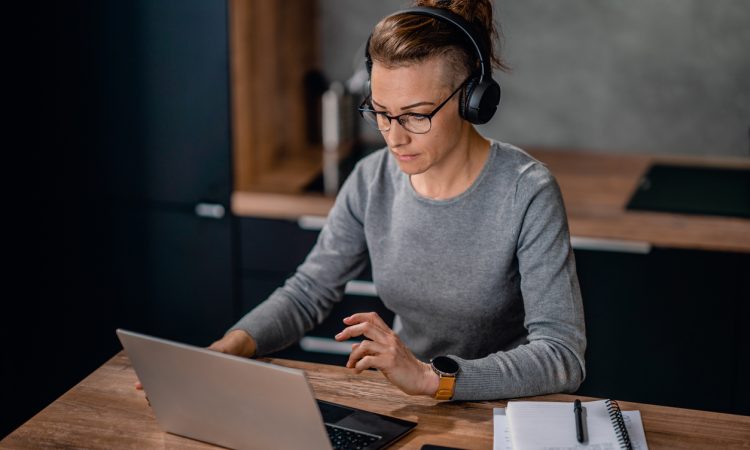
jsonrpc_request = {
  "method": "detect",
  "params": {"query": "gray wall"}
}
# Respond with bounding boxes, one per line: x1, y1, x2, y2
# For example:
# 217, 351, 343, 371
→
319, 0, 750, 157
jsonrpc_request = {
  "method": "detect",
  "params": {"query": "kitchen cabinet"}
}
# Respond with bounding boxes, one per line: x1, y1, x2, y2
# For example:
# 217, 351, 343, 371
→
95, 0, 236, 346
110, 207, 235, 346
8, 0, 239, 439
574, 247, 749, 415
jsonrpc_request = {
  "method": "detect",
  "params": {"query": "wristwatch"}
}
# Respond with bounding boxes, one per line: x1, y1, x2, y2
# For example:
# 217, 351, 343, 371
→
430, 356, 459, 400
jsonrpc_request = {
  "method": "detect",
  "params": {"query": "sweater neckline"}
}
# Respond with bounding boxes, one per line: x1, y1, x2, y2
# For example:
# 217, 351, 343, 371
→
405, 140, 497, 206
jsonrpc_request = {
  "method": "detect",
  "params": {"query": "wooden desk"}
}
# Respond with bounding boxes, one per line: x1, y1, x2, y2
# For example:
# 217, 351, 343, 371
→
2, 353, 749, 449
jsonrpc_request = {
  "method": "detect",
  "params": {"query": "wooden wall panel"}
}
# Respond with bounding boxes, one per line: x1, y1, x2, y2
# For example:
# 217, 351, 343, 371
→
229, 0, 320, 192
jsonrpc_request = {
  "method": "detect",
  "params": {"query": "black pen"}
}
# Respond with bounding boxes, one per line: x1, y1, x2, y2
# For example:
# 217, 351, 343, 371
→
574, 399, 585, 443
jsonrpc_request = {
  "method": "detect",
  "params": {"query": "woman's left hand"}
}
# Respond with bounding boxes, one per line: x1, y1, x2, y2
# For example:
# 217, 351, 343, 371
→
334, 312, 438, 396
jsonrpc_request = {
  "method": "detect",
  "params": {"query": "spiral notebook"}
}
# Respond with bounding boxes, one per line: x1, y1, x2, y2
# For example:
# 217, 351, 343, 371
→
493, 399, 648, 450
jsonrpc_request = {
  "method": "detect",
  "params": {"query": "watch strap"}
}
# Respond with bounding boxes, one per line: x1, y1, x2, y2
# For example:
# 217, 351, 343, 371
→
434, 373, 456, 400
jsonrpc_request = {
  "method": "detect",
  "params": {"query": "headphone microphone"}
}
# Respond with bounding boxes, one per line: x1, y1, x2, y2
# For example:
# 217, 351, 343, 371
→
364, 6, 501, 125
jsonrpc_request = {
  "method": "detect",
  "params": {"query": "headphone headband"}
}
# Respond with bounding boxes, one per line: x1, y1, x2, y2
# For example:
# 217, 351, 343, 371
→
389, 7, 492, 83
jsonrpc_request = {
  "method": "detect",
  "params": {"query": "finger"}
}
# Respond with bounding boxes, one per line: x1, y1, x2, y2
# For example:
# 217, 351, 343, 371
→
336, 312, 393, 342
344, 312, 390, 330
336, 321, 389, 343
353, 355, 379, 374
347, 342, 361, 365
207, 344, 225, 354
346, 339, 386, 369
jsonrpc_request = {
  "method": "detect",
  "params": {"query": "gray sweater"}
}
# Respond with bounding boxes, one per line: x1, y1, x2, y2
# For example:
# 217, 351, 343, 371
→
230, 140, 586, 401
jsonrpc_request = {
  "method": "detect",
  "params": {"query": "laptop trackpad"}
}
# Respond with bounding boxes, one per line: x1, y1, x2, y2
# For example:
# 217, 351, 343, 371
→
317, 400, 356, 423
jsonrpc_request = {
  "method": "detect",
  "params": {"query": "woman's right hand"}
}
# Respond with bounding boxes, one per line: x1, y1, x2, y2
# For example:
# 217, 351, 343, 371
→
208, 329, 257, 358
134, 330, 257, 390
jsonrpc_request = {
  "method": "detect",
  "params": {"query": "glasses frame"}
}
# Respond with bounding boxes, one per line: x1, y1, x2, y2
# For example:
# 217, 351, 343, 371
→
358, 77, 470, 134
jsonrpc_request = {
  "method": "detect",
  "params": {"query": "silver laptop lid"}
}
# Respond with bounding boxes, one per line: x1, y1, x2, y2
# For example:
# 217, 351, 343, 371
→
116, 329, 332, 450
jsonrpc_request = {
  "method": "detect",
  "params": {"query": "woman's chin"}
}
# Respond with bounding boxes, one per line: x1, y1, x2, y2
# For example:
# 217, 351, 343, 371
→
393, 155, 425, 174
396, 161, 426, 176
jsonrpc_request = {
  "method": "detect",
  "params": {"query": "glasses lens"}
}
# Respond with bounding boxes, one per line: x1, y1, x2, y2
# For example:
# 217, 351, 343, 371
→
360, 109, 390, 131
375, 112, 391, 131
400, 115, 431, 134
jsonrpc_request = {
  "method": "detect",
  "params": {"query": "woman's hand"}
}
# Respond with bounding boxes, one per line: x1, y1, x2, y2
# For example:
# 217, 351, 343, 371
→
208, 329, 257, 358
335, 312, 439, 396
135, 330, 257, 390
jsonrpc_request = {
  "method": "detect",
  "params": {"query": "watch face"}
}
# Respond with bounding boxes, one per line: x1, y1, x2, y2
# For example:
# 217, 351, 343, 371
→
432, 356, 459, 375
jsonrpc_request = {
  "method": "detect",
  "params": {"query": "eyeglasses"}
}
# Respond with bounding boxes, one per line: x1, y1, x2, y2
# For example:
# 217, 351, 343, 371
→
358, 78, 469, 134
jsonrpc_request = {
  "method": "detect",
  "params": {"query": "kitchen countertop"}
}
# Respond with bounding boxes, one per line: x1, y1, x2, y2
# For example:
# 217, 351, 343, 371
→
231, 148, 750, 253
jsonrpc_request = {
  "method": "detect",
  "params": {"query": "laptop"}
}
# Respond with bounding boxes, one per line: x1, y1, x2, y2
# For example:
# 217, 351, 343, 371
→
116, 329, 416, 450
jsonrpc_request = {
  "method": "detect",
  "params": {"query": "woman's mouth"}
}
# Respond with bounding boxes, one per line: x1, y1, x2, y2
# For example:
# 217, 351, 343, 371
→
394, 152, 419, 162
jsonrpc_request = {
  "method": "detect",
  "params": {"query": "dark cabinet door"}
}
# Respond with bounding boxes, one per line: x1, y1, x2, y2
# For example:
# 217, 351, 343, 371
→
111, 207, 235, 346
94, 0, 236, 346
575, 247, 747, 415
19, 0, 235, 438
95, 0, 232, 205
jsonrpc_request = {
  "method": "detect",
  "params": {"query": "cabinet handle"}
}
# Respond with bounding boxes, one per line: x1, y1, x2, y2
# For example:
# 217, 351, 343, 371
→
300, 336, 356, 355
571, 236, 651, 254
194, 203, 225, 219
297, 215, 327, 231
345, 280, 378, 297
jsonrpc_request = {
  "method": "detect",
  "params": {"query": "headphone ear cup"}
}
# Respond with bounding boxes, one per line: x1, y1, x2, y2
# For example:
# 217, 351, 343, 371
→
465, 79, 501, 124
459, 76, 479, 122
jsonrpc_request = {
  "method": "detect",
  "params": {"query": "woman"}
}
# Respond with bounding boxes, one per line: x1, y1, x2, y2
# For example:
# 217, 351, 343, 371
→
211, 0, 586, 401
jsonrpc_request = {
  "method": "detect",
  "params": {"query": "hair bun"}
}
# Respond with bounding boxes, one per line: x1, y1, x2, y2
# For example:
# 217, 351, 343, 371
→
413, 0, 508, 72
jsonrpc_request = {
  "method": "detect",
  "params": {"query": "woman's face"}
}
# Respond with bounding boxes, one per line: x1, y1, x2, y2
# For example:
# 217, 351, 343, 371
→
370, 57, 467, 176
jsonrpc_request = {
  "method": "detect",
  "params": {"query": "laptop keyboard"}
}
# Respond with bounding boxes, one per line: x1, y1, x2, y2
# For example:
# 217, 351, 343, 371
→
325, 423, 381, 450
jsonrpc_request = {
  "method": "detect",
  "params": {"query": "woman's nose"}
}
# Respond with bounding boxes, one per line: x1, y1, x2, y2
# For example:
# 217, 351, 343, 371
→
384, 120, 410, 147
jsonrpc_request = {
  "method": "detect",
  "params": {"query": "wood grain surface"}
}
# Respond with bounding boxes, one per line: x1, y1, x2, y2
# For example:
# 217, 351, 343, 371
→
531, 149, 750, 254
3, 352, 749, 449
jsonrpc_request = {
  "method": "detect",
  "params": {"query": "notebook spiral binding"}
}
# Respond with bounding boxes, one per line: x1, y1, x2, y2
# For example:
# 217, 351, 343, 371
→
605, 399, 633, 450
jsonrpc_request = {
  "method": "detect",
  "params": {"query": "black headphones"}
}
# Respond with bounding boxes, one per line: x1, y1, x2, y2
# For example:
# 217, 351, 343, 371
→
365, 6, 501, 125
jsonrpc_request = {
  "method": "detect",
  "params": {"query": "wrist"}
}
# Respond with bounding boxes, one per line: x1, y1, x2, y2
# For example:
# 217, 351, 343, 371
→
429, 356, 459, 400
423, 362, 440, 397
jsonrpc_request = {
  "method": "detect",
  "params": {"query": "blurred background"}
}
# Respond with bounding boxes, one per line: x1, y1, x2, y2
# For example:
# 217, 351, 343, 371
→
323, 0, 750, 157
9, 0, 749, 439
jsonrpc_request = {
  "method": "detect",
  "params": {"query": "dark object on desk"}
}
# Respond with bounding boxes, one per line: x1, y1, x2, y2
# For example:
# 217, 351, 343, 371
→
574, 398, 585, 443
420, 445, 467, 450
626, 164, 750, 218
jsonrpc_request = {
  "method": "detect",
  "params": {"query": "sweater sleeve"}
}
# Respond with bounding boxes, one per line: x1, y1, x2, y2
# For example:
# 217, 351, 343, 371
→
449, 163, 587, 401
227, 161, 371, 356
